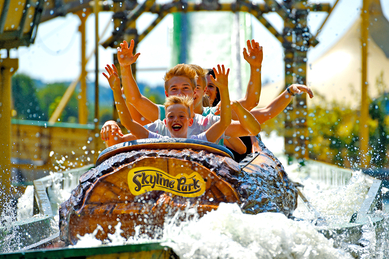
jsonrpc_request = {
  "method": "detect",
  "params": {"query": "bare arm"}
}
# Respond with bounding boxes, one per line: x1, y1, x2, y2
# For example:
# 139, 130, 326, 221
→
251, 84, 314, 124
205, 65, 231, 143
238, 39, 263, 110
225, 101, 261, 138
118, 40, 160, 122
224, 137, 247, 154
123, 88, 152, 126
103, 64, 149, 140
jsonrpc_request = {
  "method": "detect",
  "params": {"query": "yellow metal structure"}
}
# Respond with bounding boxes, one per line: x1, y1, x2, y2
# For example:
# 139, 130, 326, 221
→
0, 58, 18, 208
360, 0, 370, 168
11, 120, 106, 171
47, 19, 111, 125
77, 10, 91, 125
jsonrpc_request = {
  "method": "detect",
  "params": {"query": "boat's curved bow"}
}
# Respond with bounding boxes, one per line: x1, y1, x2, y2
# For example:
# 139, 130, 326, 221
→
59, 137, 298, 245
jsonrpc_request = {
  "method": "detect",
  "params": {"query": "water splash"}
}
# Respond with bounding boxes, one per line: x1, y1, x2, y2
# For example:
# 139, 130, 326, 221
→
162, 203, 352, 259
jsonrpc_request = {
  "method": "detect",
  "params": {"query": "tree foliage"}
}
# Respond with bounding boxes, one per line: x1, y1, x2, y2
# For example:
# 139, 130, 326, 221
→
11, 74, 43, 120
261, 72, 389, 169
36, 82, 79, 122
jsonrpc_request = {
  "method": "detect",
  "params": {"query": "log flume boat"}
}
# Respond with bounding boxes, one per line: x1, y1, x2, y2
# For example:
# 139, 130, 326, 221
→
59, 137, 298, 245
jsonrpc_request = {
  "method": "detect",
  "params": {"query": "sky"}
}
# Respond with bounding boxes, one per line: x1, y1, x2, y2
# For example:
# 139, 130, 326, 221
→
5, 0, 389, 89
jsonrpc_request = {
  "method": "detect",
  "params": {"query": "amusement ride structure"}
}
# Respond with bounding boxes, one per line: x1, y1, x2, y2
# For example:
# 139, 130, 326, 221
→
0, 0, 388, 257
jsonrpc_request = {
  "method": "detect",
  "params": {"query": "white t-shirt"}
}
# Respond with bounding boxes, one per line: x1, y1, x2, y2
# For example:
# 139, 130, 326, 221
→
145, 114, 224, 144
148, 131, 208, 141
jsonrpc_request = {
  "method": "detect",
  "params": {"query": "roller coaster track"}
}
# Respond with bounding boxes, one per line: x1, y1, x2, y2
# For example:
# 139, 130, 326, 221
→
0, 0, 333, 50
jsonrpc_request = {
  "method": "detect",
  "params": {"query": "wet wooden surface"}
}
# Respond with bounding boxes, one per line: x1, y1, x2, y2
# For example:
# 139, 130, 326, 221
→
60, 141, 298, 245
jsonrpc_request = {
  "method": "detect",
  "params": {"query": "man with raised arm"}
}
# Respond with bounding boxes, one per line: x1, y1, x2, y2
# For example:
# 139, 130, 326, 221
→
117, 39, 263, 121
103, 64, 260, 145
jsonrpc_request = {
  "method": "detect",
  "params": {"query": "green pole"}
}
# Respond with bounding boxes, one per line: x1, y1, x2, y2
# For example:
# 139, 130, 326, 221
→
293, 0, 309, 165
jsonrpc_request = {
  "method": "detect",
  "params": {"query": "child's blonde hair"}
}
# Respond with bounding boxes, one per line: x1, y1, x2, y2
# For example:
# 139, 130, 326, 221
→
164, 95, 193, 118
164, 64, 197, 92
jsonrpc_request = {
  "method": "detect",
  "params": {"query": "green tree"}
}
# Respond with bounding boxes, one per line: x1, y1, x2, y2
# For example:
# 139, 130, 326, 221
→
369, 72, 389, 168
11, 74, 43, 120
143, 86, 164, 104
36, 83, 79, 122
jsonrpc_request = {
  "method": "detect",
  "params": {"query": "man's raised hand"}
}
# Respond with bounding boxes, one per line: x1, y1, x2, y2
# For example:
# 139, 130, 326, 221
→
117, 39, 141, 67
243, 39, 263, 68
210, 64, 230, 91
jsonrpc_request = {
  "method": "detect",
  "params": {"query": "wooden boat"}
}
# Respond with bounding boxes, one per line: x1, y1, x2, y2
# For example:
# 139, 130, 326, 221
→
59, 137, 298, 245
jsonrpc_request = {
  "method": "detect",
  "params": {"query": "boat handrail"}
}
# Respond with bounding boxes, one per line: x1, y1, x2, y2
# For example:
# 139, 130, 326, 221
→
96, 138, 234, 166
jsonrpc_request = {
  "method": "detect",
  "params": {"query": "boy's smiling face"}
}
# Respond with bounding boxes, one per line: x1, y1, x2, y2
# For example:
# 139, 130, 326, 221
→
165, 103, 193, 138
166, 76, 195, 98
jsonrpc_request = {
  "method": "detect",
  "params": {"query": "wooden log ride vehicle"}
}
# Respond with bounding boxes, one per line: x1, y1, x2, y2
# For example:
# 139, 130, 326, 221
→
59, 137, 298, 245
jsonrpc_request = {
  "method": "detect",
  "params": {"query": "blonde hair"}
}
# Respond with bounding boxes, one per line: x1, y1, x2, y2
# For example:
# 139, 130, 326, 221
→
164, 95, 193, 118
163, 64, 197, 92
189, 64, 207, 89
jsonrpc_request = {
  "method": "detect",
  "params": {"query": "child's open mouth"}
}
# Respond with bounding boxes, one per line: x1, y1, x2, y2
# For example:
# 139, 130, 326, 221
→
172, 124, 182, 131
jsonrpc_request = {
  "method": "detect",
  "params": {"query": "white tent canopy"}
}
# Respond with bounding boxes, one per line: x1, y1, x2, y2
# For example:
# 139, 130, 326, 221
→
259, 4, 389, 109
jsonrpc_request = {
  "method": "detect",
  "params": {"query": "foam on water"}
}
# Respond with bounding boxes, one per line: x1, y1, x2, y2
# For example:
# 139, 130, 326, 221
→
72, 203, 352, 258
292, 171, 371, 224
261, 132, 372, 224
17, 185, 34, 221
162, 203, 352, 259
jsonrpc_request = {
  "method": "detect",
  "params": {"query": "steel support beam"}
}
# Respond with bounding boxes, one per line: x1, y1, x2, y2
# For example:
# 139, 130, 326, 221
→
77, 10, 91, 124
283, 0, 295, 164
294, 3, 309, 163
0, 0, 10, 34
0, 57, 18, 214
94, 0, 100, 162
360, 0, 370, 167
17, 0, 32, 39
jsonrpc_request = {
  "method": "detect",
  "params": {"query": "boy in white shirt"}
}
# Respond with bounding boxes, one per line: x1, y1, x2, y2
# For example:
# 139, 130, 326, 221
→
104, 64, 261, 144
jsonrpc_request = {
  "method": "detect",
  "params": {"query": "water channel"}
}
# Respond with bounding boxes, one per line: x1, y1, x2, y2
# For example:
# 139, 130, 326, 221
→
2, 133, 388, 258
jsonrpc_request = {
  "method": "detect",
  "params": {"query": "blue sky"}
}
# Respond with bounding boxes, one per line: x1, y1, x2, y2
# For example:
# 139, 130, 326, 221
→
7, 0, 389, 88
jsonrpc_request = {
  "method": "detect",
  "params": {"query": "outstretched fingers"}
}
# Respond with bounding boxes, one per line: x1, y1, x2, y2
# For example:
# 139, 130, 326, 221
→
247, 39, 253, 52
129, 39, 135, 54
243, 47, 249, 59
121, 40, 129, 50
293, 84, 314, 98
300, 86, 314, 98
